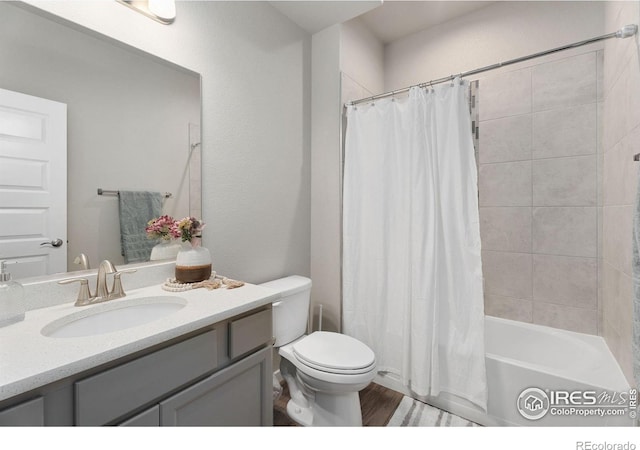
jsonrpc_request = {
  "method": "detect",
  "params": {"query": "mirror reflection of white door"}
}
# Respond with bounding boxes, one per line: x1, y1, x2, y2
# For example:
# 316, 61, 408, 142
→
0, 88, 67, 278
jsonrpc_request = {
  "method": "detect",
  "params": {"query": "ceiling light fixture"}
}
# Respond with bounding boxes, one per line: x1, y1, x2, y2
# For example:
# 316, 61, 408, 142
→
117, 0, 176, 25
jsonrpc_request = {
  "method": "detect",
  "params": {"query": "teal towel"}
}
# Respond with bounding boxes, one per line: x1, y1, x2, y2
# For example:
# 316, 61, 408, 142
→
118, 191, 163, 264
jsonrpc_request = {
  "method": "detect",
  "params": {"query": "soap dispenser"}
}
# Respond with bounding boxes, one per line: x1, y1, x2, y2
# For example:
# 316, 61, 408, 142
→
0, 260, 25, 327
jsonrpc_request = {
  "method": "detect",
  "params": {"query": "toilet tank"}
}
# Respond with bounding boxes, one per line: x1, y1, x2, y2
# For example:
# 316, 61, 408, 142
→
260, 276, 311, 347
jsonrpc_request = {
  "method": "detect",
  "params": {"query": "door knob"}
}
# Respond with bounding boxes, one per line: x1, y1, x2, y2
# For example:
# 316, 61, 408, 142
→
40, 238, 64, 248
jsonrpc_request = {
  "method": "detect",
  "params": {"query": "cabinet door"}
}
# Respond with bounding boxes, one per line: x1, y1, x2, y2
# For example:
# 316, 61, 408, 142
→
0, 397, 44, 426
160, 346, 272, 426
119, 405, 160, 427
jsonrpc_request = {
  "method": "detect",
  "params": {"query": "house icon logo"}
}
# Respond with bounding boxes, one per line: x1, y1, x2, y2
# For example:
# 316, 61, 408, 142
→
525, 395, 544, 411
517, 388, 550, 420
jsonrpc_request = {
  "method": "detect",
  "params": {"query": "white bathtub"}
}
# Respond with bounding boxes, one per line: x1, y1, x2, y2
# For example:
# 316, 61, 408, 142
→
375, 316, 634, 426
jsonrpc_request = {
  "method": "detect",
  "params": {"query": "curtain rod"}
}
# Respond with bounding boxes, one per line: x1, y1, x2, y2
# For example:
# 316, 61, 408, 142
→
347, 24, 638, 107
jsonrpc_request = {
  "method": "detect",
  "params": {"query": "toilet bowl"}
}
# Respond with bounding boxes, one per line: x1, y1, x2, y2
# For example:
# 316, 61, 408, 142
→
261, 276, 376, 426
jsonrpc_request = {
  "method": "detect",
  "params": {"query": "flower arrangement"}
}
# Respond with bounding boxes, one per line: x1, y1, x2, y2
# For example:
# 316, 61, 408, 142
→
145, 215, 181, 241
173, 217, 205, 245
146, 216, 205, 246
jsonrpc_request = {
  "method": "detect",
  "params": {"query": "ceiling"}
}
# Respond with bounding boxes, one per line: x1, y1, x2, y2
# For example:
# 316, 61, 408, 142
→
269, 1, 382, 35
270, 1, 495, 44
358, 1, 495, 44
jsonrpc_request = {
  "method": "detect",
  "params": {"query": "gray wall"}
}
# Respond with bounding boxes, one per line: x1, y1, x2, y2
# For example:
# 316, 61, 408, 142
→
20, 1, 312, 284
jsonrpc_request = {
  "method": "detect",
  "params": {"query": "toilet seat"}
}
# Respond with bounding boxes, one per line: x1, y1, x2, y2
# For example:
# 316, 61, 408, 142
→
280, 343, 377, 387
292, 331, 376, 375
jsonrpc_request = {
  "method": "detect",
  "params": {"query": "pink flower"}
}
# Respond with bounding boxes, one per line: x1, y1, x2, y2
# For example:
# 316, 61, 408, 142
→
145, 215, 180, 240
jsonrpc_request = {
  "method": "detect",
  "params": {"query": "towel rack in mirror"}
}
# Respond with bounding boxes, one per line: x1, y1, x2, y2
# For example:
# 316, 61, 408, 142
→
97, 188, 172, 198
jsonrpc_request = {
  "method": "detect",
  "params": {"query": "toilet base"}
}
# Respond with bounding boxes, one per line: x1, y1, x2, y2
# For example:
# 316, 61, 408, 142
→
278, 338, 375, 427
286, 397, 314, 426
286, 391, 363, 427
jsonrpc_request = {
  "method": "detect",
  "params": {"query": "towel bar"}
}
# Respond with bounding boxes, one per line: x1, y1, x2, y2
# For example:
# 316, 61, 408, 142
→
97, 188, 172, 198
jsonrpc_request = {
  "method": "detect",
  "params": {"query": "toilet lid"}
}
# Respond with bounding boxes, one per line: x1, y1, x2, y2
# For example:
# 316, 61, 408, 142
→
293, 332, 376, 373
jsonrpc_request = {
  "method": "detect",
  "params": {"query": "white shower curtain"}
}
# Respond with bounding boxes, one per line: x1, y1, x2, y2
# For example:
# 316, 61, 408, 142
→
343, 82, 487, 411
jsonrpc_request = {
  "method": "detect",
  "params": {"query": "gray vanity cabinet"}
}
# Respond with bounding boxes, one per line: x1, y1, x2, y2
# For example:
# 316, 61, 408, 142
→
0, 397, 44, 426
0, 305, 273, 427
119, 345, 272, 427
76, 329, 219, 426
159, 346, 272, 426
119, 405, 160, 427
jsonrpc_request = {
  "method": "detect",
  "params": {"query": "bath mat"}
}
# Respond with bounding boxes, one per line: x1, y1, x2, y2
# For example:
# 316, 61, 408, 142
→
386, 396, 480, 427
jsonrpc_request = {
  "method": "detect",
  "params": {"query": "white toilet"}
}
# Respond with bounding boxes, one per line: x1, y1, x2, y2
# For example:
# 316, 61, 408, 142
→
261, 275, 376, 427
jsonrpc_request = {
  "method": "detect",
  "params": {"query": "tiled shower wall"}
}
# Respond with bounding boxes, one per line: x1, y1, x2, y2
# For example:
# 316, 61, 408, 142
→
601, 1, 639, 384
478, 50, 603, 335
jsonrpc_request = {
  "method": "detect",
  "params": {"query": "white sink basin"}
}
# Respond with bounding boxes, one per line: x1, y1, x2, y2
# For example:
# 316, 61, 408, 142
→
41, 296, 187, 338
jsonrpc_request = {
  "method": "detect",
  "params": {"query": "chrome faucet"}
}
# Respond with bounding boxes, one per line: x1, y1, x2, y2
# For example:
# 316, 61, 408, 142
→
58, 260, 137, 306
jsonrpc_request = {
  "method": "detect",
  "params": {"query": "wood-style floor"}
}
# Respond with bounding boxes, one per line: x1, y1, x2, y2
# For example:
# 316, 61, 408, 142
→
274, 382, 404, 426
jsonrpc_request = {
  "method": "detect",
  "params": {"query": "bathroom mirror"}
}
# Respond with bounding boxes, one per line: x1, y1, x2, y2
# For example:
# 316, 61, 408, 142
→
0, 3, 202, 280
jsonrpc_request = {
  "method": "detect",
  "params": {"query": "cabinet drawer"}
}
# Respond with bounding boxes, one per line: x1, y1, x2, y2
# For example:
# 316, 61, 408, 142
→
75, 329, 218, 426
228, 308, 272, 359
0, 397, 44, 426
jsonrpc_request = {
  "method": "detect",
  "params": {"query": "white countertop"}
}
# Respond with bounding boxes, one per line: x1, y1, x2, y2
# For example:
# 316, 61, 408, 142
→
0, 283, 279, 402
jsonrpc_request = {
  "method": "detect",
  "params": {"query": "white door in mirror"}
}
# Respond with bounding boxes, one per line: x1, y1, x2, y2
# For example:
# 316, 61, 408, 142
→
0, 88, 67, 278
